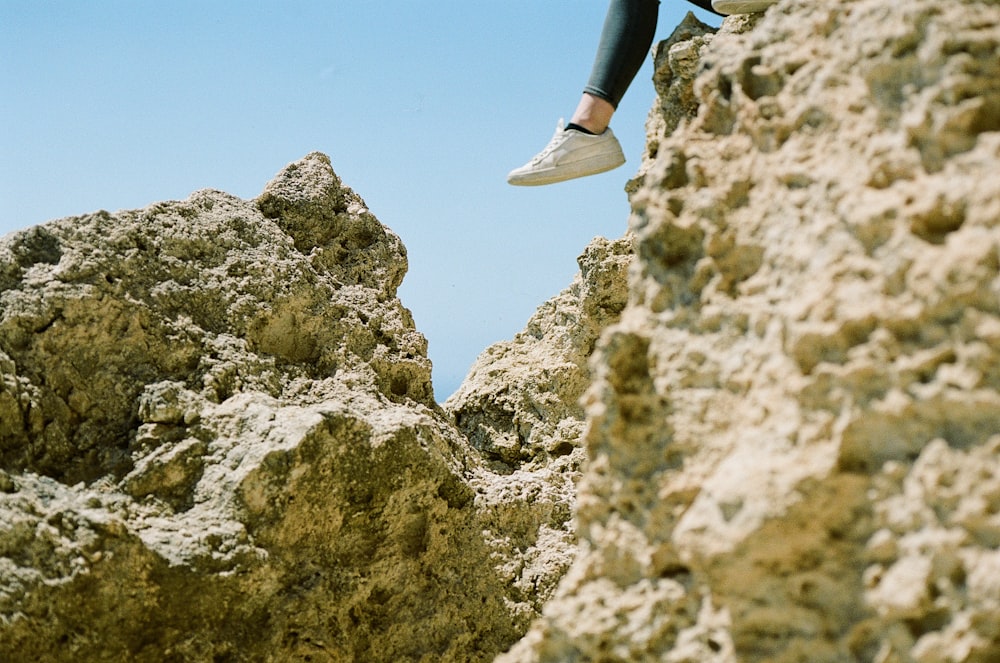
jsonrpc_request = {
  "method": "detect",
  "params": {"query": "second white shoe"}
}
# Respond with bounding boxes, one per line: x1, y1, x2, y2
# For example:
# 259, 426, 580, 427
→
507, 120, 626, 186
711, 0, 779, 15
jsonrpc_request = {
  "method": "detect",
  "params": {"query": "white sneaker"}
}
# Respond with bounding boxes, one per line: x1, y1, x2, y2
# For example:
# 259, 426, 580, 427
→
711, 0, 779, 14
507, 120, 626, 186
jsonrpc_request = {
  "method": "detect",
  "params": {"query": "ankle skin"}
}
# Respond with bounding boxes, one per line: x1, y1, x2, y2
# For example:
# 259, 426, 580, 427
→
569, 93, 615, 135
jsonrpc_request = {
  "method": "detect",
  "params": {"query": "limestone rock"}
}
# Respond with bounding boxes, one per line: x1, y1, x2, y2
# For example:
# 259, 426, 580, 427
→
6, 0, 999, 658
445, 236, 631, 471
0, 153, 576, 661
502, 1, 1000, 661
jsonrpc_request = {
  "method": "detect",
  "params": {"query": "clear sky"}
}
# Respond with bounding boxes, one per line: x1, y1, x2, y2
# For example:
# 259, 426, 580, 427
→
1, 1, 720, 401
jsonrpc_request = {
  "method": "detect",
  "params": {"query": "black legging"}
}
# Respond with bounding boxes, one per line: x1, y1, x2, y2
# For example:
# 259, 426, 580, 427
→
584, 0, 719, 108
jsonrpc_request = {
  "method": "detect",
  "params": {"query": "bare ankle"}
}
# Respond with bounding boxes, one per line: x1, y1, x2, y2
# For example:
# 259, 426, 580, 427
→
570, 93, 615, 134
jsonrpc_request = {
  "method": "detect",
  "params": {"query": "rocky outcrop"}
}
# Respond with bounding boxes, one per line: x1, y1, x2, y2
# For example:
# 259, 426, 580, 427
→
501, 1, 1000, 661
4, 0, 999, 659
0, 153, 578, 661
445, 236, 631, 471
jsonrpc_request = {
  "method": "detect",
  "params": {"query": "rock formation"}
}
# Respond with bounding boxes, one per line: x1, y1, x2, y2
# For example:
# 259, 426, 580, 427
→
3, 0, 1000, 660
445, 235, 631, 472
500, 1, 1000, 661
0, 153, 579, 661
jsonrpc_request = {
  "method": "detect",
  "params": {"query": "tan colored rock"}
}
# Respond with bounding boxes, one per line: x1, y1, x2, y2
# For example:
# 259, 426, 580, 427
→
502, 1, 1000, 661
445, 235, 631, 471
5, 0, 999, 658
0, 153, 576, 661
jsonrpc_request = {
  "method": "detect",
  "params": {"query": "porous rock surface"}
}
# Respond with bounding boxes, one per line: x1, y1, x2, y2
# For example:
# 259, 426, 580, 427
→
0, 153, 579, 661
445, 235, 631, 472
4, 0, 1000, 659
501, 1, 1000, 662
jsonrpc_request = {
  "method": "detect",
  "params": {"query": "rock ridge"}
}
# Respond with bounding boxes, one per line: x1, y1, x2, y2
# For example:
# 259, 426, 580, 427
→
0, 153, 582, 661
501, 1, 1000, 661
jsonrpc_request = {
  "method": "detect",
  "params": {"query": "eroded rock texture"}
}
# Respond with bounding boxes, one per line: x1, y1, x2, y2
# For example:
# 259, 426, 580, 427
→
4, 0, 999, 659
446, 236, 631, 472
0, 153, 577, 662
502, 1, 1000, 661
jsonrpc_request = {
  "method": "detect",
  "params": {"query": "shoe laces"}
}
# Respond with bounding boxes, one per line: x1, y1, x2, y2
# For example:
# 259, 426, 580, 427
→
531, 120, 570, 165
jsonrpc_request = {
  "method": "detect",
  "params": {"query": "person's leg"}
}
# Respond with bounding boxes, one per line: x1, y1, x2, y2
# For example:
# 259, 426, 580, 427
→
572, 0, 727, 133
573, 0, 660, 133
507, 0, 769, 185
510, 0, 715, 185
568, 94, 616, 136
507, 0, 654, 185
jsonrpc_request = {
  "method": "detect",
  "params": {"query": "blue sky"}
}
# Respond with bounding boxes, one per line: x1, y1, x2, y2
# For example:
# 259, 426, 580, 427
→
1, 1, 720, 400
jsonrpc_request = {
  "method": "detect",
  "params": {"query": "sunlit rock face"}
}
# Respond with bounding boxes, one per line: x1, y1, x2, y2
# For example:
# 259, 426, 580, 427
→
3, 0, 999, 658
445, 235, 631, 472
0, 153, 578, 662
501, 2, 1000, 661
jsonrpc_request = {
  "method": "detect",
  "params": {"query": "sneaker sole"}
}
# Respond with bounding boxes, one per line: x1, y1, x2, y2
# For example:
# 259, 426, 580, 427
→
507, 153, 626, 186
711, 0, 777, 14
